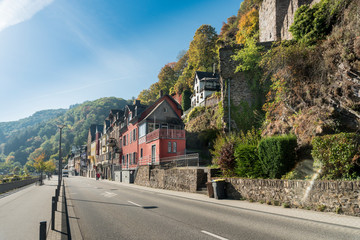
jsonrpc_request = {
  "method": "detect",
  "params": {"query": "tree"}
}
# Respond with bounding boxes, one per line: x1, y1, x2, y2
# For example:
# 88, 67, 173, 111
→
45, 159, 56, 175
177, 25, 218, 91
31, 152, 47, 185
13, 166, 21, 175
236, 8, 259, 44
158, 64, 177, 95
188, 25, 218, 72
181, 89, 192, 111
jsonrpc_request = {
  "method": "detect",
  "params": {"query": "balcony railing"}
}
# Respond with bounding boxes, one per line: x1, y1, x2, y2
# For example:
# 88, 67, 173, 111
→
121, 153, 200, 170
146, 129, 185, 143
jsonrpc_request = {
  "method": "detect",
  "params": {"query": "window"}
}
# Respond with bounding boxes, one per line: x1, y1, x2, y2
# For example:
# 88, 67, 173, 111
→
173, 142, 177, 153
139, 123, 146, 138
168, 142, 171, 153
148, 123, 160, 133
133, 152, 136, 164
123, 136, 126, 146
163, 107, 167, 113
133, 129, 136, 141
140, 148, 143, 159
130, 131, 132, 143
129, 153, 132, 165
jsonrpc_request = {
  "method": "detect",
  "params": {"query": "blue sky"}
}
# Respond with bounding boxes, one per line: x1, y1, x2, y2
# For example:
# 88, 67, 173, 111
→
0, 0, 241, 122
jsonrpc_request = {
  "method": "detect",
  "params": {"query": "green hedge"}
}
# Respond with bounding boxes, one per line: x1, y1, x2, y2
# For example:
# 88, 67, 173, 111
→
311, 132, 360, 180
234, 144, 264, 178
258, 135, 298, 179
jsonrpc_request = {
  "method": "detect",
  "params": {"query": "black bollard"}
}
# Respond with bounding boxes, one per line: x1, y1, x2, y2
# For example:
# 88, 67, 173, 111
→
51, 196, 56, 229
55, 189, 59, 202
39, 221, 46, 240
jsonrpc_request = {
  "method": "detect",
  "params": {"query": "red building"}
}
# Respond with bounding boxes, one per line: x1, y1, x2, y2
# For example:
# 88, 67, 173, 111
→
119, 95, 186, 182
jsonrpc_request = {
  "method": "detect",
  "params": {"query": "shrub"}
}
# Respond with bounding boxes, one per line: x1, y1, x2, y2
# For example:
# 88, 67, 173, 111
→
289, 0, 349, 45
186, 106, 205, 122
211, 129, 262, 177
234, 144, 264, 178
218, 141, 236, 176
258, 134, 298, 179
311, 132, 360, 180
211, 133, 239, 176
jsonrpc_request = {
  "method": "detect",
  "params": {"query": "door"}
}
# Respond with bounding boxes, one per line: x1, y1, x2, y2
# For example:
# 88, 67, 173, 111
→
151, 145, 156, 164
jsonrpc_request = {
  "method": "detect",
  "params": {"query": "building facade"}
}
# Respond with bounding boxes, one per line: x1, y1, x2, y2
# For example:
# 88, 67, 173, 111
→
191, 71, 220, 108
84, 95, 186, 183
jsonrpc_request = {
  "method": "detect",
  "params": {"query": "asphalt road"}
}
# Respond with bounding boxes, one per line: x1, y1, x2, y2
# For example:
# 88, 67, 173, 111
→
0, 176, 58, 240
66, 177, 360, 240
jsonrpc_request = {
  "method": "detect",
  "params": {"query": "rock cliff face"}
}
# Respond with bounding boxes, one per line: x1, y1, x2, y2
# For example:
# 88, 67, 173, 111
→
262, 1, 360, 146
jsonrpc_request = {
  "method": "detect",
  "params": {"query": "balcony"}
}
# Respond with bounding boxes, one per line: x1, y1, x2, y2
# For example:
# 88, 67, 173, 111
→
146, 129, 185, 143
107, 138, 116, 147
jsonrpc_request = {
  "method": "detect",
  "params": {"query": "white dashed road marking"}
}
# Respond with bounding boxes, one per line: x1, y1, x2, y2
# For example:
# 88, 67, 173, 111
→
128, 201, 142, 207
201, 230, 228, 240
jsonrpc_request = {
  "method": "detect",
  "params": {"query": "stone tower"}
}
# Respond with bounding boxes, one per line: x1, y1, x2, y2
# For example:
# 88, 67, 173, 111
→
259, 0, 320, 42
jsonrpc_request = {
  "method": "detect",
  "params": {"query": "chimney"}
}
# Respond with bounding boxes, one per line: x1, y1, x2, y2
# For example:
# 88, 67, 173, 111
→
133, 99, 140, 105
159, 90, 163, 97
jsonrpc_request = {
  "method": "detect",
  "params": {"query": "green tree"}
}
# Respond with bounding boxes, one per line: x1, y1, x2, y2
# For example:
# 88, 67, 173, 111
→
179, 25, 218, 91
13, 166, 21, 175
158, 64, 177, 95
181, 89, 192, 111
289, 0, 349, 45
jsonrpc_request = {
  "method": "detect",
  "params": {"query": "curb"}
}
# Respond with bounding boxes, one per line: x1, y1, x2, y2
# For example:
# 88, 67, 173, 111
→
64, 180, 83, 240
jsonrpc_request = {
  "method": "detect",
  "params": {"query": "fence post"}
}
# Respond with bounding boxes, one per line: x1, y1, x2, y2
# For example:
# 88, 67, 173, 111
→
39, 221, 46, 240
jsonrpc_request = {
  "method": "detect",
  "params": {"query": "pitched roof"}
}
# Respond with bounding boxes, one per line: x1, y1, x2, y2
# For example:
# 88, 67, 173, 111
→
195, 71, 219, 81
138, 94, 182, 122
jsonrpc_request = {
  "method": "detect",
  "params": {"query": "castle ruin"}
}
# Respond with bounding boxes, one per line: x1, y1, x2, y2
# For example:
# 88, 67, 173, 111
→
259, 0, 321, 42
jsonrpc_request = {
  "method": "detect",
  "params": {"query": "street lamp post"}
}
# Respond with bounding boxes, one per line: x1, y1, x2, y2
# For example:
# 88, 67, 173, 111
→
58, 124, 65, 187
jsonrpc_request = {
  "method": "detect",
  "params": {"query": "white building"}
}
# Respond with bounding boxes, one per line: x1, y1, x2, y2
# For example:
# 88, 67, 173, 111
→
191, 71, 220, 107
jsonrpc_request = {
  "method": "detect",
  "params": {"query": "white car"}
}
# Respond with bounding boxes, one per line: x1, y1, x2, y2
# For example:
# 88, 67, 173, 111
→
62, 170, 69, 177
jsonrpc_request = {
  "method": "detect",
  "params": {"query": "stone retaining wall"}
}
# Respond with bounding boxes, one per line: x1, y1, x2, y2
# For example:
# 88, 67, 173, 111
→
135, 166, 206, 193
0, 178, 40, 194
215, 177, 360, 216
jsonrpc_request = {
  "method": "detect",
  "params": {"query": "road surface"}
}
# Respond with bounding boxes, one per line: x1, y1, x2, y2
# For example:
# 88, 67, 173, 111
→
66, 177, 360, 240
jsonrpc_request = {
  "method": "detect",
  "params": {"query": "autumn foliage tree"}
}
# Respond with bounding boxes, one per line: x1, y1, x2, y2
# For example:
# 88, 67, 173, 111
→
31, 152, 47, 185
236, 8, 259, 44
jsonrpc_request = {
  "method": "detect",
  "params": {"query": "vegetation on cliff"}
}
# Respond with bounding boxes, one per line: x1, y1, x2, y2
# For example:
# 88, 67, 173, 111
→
211, 0, 360, 180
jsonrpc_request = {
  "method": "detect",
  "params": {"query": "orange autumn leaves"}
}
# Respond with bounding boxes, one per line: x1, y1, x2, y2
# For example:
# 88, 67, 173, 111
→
236, 8, 259, 44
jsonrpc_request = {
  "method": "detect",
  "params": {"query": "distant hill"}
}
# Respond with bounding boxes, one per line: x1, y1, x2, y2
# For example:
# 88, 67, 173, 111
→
0, 97, 131, 166
0, 109, 67, 143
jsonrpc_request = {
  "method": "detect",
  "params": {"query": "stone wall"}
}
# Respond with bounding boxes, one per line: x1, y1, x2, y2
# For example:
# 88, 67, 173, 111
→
213, 177, 360, 217
219, 45, 254, 131
0, 178, 40, 194
135, 166, 207, 193
218, 43, 272, 131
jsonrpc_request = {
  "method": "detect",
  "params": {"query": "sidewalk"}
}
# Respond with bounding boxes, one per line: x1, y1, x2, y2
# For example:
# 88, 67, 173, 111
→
47, 179, 81, 240
93, 177, 360, 230
0, 176, 58, 240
